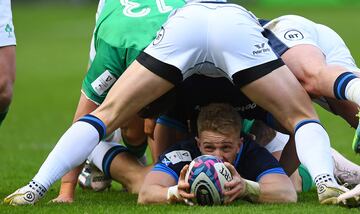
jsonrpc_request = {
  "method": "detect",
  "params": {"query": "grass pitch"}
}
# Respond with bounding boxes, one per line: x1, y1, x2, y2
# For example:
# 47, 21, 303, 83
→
0, 2, 359, 213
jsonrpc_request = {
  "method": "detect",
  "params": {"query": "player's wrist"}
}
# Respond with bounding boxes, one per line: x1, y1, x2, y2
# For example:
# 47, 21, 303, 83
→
59, 182, 76, 196
167, 185, 181, 203
243, 179, 260, 202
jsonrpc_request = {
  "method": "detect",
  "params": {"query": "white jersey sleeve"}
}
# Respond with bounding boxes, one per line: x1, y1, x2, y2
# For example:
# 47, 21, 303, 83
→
263, 15, 359, 72
0, 0, 16, 47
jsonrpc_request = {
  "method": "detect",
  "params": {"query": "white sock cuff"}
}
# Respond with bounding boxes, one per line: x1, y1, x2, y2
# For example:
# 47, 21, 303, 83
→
88, 141, 121, 172
264, 131, 289, 153
345, 78, 360, 105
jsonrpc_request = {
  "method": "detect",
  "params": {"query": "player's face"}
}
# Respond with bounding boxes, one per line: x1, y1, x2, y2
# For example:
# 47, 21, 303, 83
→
196, 130, 242, 164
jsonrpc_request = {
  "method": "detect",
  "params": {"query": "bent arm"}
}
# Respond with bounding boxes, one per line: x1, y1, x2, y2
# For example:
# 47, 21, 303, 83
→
257, 173, 297, 203
138, 171, 177, 204
52, 165, 83, 203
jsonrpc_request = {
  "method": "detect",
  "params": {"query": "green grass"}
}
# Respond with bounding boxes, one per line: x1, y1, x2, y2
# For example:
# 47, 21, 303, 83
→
0, 3, 360, 213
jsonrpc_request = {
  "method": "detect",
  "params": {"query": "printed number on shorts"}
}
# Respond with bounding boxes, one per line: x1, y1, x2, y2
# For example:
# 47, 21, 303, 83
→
120, 0, 173, 17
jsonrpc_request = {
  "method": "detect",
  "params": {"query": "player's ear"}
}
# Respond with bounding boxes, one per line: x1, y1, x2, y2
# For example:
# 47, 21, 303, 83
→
237, 137, 243, 151
195, 136, 201, 147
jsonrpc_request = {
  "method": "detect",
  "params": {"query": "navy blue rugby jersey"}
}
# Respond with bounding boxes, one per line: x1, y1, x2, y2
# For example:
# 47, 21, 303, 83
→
152, 137, 285, 182
149, 74, 273, 133
259, 18, 289, 57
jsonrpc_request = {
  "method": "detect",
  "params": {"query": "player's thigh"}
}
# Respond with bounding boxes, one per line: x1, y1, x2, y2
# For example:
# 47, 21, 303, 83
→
282, 44, 326, 82
93, 61, 174, 133
240, 65, 317, 132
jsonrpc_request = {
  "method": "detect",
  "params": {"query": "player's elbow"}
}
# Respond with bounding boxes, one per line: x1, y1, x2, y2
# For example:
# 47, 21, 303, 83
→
137, 185, 153, 204
278, 187, 298, 203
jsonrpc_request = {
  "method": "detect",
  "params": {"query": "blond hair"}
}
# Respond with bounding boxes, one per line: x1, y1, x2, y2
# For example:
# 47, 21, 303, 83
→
197, 103, 242, 136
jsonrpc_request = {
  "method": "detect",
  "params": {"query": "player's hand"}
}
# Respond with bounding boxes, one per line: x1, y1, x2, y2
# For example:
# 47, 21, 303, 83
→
50, 182, 76, 203
51, 194, 74, 203
223, 162, 246, 204
177, 165, 195, 205
337, 184, 360, 207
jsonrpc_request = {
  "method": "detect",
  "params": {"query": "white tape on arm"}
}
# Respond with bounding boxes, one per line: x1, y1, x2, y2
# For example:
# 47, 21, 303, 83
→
167, 185, 180, 203
243, 179, 260, 202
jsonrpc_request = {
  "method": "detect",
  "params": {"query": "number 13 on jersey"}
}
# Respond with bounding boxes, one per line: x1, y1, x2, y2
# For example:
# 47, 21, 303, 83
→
120, 0, 174, 17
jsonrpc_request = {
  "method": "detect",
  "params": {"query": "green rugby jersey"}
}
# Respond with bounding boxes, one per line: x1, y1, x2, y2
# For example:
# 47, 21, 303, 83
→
82, 0, 185, 104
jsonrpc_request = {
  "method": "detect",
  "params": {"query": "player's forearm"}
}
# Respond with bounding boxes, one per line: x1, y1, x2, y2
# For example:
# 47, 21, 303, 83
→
137, 184, 169, 204
257, 178, 297, 203
58, 165, 83, 197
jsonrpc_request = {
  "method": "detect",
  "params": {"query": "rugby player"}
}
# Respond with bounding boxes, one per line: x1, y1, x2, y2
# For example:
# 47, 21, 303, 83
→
261, 15, 360, 152
4, 0, 350, 206
0, 0, 16, 127
51, 0, 185, 203
138, 103, 297, 204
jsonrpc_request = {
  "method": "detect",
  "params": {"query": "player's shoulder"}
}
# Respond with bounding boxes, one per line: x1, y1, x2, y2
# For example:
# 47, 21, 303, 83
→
158, 139, 200, 166
263, 14, 315, 29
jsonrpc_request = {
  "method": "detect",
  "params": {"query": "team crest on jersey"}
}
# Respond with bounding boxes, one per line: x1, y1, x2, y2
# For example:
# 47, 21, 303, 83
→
91, 70, 117, 96
284, 30, 304, 41
153, 27, 165, 45
5, 24, 13, 38
165, 150, 192, 165
161, 157, 172, 166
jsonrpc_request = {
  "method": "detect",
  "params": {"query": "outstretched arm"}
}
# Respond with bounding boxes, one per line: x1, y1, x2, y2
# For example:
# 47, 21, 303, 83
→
52, 166, 83, 203
52, 93, 98, 203
223, 162, 297, 204
138, 165, 194, 204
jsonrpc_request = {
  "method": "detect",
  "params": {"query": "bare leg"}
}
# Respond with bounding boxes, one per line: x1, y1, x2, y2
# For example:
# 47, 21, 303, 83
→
241, 65, 317, 132
0, 45, 16, 125
324, 98, 358, 128
93, 61, 174, 134
282, 45, 346, 98
241, 65, 339, 203
109, 153, 152, 194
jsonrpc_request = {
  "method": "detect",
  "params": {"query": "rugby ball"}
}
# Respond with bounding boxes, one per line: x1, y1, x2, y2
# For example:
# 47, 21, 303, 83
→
185, 155, 233, 205
78, 162, 111, 192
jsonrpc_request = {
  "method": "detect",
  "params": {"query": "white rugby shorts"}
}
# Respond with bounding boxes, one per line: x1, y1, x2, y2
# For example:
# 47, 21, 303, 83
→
0, 0, 16, 47
138, 2, 283, 87
263, 15, 359, 72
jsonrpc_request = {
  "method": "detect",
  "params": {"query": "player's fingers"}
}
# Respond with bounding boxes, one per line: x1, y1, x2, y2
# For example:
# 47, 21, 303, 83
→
224, 179, 238, 189
337, 184, 360, 206
179, 190, 195, 199
179, 165, 189, 181
178, 181, 190, 190
224, 162, 237, 176
224, 184, 242, 204
50, 196, 73, 204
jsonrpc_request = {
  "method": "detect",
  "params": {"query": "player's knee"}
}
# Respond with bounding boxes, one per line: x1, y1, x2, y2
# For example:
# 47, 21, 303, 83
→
0, 80, 14, 110
301, 67, 326, 97
121, 128, 146, 146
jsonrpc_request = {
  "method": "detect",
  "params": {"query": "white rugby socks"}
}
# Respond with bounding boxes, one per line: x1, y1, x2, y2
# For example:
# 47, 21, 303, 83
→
294, 121, 337, 188
33, 115, 105, 190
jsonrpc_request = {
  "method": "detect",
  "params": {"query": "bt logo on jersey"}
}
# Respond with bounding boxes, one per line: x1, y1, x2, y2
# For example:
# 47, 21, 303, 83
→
284, 30, 304, 41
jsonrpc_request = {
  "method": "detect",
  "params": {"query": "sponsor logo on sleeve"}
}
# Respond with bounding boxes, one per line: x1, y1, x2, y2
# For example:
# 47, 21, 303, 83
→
252, 43, 271, 55
165, 150, 192, 165
284, 30, 304, 41
91, 70, 117, 96
153, 27, 165, 45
